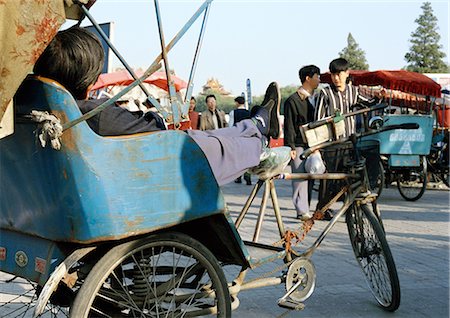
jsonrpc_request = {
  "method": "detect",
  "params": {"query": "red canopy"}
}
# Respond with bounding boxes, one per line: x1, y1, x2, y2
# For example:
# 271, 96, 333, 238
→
320, 70, 442, 98
91, 70, 188, 92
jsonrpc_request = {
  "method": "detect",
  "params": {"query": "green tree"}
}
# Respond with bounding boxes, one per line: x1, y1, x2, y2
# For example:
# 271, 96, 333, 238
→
339, 33, 369, 70
404, 2, 448, 73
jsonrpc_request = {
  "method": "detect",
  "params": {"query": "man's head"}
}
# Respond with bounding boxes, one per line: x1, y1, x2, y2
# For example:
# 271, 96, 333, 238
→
329, 58, 349, 91
234, 96, 245, 108
205, 94, 217, 112
299, 65, 320, 90
189, 96, 196, 112
33, 26, 105, 100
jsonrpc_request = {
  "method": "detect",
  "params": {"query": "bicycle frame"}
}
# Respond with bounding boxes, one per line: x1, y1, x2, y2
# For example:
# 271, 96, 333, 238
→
231, 121, 414, 296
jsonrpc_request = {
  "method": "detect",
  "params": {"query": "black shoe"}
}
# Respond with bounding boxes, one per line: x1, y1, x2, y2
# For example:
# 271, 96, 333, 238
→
323, 209, 334, 221
234, 177, 242, 184
244, 174, 252, 185
252, 82, 280, 139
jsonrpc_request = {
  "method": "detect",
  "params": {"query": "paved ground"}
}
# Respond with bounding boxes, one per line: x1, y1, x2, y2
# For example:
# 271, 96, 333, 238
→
223, 178, 450, 317
0, 179, 448, 317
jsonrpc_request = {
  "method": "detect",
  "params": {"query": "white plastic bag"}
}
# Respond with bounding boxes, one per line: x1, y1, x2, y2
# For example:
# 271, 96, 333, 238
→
305, 151, 326, 174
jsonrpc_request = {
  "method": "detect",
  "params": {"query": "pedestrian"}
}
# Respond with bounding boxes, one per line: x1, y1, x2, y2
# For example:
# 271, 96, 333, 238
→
199, 94, 227, 130
188, 96, 200, 129
283, 65, 320, 220
230, 96, 252, 185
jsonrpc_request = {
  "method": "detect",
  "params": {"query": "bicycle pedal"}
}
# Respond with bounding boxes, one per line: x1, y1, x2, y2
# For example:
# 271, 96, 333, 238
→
277, 298, 305, 310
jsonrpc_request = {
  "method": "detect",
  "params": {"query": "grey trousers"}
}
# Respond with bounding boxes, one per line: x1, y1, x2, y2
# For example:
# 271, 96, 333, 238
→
187, 119, 262, 186
290, 146, 310, 216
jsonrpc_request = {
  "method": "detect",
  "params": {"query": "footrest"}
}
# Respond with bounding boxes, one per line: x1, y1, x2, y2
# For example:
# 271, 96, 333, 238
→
277, 298, 305, 310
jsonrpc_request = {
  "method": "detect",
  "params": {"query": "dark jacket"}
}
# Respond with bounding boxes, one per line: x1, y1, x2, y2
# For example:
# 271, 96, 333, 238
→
231, 108, 251, 125
77, 98, 165, 136
283, 91, 315, 150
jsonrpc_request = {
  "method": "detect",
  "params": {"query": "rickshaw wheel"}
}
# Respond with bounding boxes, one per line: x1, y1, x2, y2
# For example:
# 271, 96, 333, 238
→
397, 156, 427, 201
346, 203, 401, 312
0, 274, 70, 317
70, 232, 231, 318
285, 257, 316, 302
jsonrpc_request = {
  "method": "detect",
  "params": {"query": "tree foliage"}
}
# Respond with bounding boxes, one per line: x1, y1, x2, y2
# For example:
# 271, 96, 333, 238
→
339, 33, 369, 70
404, 2, 448, 73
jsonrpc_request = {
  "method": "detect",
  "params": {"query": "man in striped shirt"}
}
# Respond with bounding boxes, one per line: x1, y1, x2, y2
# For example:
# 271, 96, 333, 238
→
314, 58, 377, 220
315, 58, 375, 135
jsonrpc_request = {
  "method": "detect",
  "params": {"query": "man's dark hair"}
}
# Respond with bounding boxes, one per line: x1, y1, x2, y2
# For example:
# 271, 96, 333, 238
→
234, 96, 245, 105
190, 96, 196, 102
205, 94, 216, 103
329, 58, 349, 74
298, 65, 320, 83
33, 26, 105, 100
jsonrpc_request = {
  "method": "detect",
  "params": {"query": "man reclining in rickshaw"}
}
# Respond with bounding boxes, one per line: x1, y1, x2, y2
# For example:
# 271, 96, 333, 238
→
33, 26, 286, 186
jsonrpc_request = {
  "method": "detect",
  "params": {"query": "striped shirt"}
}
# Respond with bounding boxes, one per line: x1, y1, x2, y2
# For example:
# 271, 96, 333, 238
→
314, 84, 373, 136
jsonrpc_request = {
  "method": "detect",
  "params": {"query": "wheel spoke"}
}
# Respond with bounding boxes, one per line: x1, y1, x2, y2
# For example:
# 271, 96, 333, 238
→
71, 233, 230, 317
346, 204, 400, 311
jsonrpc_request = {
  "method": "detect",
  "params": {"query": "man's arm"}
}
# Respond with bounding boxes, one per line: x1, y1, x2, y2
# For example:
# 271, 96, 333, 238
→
314, 88, 329, 120
228, 110, 235, 127
283, 97, 297, 154
356, 86, 380, 106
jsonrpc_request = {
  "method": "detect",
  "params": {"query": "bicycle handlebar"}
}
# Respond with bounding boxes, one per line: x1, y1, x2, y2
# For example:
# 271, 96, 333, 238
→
300, 123, 419, 159
307, 103, 387, 130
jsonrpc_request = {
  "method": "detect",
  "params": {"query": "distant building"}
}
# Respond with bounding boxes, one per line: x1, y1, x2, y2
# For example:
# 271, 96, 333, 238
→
201, 78, 231, 96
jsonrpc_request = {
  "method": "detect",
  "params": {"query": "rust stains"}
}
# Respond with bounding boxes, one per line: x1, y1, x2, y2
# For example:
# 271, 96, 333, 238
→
124, 216, 145, 229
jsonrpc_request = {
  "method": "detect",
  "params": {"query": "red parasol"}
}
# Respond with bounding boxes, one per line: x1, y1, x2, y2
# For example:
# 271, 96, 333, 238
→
320, 70, 442, 98
91, 70, 188, 92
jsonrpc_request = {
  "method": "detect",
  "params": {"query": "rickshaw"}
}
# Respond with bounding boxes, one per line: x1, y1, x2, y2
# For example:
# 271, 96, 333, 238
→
426, 89, 449, 187
1, 1, 406, 316
321, 70, 440, 201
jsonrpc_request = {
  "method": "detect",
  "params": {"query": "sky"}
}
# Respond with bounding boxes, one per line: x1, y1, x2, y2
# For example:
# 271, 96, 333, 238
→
80, 0, 450, 96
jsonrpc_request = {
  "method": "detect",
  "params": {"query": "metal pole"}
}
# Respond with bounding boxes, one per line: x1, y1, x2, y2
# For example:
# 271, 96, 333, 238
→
80, 6, 153, 100
252, 181, 270, 242
153, 0, 180, 126
183, 2, 211, 114
235, 180, 264, 229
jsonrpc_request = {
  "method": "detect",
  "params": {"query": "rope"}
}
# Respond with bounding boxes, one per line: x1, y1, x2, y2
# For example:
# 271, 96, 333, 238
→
30, 110, 63, 150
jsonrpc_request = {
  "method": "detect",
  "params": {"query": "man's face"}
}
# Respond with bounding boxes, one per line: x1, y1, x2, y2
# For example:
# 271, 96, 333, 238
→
206, 97, 216, 112
331, 70, 349, 91
307, 73, 321, 89
189, 99, 196, 112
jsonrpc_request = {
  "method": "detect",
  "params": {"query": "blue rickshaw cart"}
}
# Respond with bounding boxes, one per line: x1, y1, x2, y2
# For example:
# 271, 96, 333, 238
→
1, 1, 404, 316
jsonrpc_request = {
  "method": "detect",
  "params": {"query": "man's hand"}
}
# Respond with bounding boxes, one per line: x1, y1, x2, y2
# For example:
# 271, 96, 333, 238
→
290, 150, 297, 160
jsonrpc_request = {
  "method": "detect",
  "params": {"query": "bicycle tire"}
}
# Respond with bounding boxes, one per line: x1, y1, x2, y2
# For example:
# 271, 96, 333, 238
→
369, 160, 384, 198
346, 203, 401, 312
397, 156, 427, 201
70, 232, 231, 317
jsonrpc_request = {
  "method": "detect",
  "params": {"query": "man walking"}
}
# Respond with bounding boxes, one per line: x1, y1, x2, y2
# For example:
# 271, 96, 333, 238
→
284, 65, 320, 220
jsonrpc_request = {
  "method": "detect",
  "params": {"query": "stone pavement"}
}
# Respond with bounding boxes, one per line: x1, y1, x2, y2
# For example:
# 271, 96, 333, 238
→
222, 178, 450, 317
